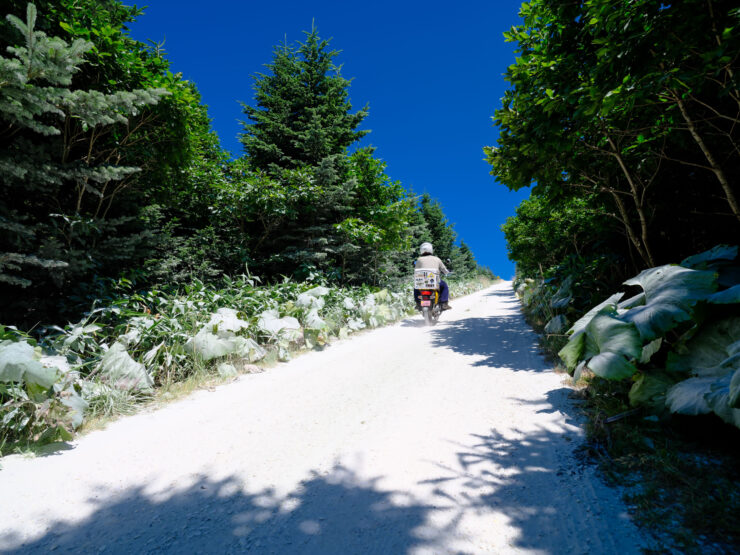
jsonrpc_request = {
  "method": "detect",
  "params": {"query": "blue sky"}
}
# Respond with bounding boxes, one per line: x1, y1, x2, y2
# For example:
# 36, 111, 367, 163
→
128, 0, 529, 279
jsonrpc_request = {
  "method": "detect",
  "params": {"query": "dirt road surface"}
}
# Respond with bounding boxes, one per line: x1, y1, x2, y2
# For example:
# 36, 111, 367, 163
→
0, 282, 646, 554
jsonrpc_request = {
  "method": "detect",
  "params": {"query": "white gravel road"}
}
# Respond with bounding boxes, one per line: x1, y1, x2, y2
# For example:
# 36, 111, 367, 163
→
0, 281, 646, 554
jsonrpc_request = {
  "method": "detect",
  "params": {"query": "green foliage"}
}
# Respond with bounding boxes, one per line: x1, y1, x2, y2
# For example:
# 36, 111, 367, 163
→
0, 337, 86, 445
0, 2, 217, 326
240, 27, 368, 172
490, 0, 740, 279
558, 246, 740, 428
419, 194, 456, 262
502, 191, 618, 278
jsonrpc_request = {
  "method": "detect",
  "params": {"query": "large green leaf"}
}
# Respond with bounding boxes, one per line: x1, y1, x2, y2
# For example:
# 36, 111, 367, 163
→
681, 245, 738, 269
582, 305, 642, 380
629, 372, 676, 409
667, 316, 740, 375
703, 373, 740, 427
621, 265, 717, 341
60, 388, 88, 429
567, 292, 624, 336
558, 331, 585, 371
618, 292, 646, 310
585, 307, 641, 358
0, 340, 58, 388
681, 245, 739, 289
98, 343, 153, 392
730, 369, 740, 409
640, 338, 662, 364
666, 377, 714, 415
587, 352, 638, 380
0, 341, 37, 382
560, 305, 641, 378
708, 285, 740, 305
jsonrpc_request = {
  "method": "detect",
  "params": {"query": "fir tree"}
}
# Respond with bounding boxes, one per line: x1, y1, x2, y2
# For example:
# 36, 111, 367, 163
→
0, 3, 167, 318
419, 193, 456, 262
239, 27, 368, 172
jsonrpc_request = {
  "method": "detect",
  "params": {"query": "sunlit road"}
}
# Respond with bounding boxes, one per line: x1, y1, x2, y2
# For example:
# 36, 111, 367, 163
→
0, 281, 645, 554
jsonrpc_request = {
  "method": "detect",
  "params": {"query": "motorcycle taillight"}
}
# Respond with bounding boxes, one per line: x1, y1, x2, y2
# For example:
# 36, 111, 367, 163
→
420, 291, 432, 295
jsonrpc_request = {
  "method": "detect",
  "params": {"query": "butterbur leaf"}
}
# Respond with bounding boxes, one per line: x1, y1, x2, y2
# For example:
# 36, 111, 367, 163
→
558, 331, 585, 371
702, 372, 740, 425
704, 384, 740, 428
567, 292, 624, 336
544, 314, 568, 334
98, 342, 153, 392
584, 307, 642, 360
708, 285, 740, 305
640, 338, 662, 364
621, 265, 717, 341
681, 245, 738, 269
0, 340, 58, 387
730, 369, 740, 409
629, 372, 675, 409
573, 360, 588, 382
23, 364, 59, 389
587, 352, 637, 380
666, 377, 714, 415
618, 292, 646, 310
666, 316, 740, 374
60, 388, 88, 429
729, 340, 740, 357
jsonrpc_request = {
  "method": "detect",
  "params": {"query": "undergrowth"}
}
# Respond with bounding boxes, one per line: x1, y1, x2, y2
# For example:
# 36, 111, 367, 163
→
516, 279, 740, 553
574, 379, 740, 553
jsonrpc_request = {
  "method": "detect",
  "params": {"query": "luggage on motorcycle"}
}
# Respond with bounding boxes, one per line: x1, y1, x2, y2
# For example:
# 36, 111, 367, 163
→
414, 269, 440, 290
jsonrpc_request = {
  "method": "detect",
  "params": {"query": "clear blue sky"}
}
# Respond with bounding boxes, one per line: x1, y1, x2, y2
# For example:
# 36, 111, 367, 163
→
128, 0, 529, 279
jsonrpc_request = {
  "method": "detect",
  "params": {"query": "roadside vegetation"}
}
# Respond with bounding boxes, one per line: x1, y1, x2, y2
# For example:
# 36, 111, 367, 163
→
0, 2, 495, 451
490, 1, 740, 550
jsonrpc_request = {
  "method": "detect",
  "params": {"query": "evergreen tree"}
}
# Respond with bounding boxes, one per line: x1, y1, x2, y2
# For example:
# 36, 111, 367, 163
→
450, 241, 478, 276
419, 193, 456, 262
0, 3, 167, 322
239, 27, 368, 172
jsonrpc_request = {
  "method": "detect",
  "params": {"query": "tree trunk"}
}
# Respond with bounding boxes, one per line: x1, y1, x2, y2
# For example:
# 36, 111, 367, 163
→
603, 134, 657, 266
607, 189, 653, 268
673, 93, 740, 223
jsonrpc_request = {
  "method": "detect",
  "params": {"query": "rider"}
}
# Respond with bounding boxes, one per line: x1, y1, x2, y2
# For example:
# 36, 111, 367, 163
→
414, 242, 451, 310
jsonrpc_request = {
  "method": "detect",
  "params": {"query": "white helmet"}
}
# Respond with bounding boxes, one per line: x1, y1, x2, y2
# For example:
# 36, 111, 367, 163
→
420, 242, 433, 255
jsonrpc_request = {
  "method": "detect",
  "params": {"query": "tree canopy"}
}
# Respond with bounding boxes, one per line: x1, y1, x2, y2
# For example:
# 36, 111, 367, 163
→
489, 0, 740, 288
0, 4, 484, 327
240, 28, 369, 172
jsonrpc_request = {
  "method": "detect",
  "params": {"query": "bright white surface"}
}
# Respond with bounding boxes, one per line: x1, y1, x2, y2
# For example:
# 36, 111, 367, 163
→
0, 282, 645, 554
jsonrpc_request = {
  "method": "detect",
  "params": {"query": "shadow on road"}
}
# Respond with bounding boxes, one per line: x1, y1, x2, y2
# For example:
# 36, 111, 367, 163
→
430, 313, 547, 371
4, 465, 432, 554
427, 285, 547, 371
3, 392, 641, 554
417, 389, 641, 553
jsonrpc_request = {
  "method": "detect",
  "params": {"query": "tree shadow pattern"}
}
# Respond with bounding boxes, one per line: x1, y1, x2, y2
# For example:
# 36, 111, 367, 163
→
4, 393, 642, 554
3, 289, 644, 554
430, 313, 547, 371
4, 465, 432, 554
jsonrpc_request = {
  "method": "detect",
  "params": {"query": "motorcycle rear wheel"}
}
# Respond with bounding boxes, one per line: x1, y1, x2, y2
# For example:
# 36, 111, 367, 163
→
422, 306, 433, 326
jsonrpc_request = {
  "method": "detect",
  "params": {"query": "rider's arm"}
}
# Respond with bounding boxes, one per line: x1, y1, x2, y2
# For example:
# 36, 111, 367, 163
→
439, 259, 450, 275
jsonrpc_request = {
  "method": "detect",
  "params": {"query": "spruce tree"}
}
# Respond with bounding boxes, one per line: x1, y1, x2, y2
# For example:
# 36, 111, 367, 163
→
239, 27, 368, 172
419, 193, 456, 262
0, 3, 167, 320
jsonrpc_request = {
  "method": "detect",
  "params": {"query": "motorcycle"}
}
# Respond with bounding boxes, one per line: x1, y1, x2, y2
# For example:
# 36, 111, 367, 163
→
414, 269, 442, 326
